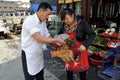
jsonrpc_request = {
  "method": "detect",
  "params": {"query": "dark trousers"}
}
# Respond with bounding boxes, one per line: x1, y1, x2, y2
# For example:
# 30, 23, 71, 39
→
66, 70, 86, 80
21, 50, 44, 80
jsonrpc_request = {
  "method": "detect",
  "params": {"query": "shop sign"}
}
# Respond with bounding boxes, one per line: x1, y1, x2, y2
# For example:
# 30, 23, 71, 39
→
65, 0, 72, 3
74, 0, 81, 2
58, 0, 65, 4
58, 0, 72, 4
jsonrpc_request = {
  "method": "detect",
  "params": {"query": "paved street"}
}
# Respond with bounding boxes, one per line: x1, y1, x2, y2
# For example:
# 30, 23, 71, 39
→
0, 35, 104, 80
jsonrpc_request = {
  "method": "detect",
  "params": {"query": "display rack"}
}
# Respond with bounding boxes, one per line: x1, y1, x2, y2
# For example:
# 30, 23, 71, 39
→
89, 28, 120, 80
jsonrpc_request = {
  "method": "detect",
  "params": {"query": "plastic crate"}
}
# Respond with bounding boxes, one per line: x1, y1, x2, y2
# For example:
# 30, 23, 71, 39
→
89, 54, 111, 66
98, 65, 120, 80
108, 47, 120, 56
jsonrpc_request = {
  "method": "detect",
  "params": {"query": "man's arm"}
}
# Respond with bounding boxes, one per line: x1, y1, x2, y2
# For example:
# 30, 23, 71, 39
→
32, 32, 65, 45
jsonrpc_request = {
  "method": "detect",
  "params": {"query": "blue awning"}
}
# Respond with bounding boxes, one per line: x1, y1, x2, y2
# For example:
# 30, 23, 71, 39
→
27, 4, 39, 12
28, 4, 56, 12
51, 5, 56, 11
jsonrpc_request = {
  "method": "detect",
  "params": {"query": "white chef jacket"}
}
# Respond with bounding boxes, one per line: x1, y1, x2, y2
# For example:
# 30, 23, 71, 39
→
21, 13, 50, 75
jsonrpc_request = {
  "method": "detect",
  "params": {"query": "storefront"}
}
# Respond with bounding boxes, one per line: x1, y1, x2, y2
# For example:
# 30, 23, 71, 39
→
57, 0, 91, 22
57, 0, 120, 23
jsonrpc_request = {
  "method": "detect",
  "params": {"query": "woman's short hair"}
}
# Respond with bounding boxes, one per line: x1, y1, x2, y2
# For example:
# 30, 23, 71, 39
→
60, 8, 75, 21
37, 2, 52, 11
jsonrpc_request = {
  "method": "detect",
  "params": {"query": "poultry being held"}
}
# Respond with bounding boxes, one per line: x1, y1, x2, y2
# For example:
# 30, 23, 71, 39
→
51, 37, 89, 71
51, 45, 75, 62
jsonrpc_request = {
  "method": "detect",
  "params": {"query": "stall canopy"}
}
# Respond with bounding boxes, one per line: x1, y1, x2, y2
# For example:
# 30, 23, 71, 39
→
28, 4, 56, 12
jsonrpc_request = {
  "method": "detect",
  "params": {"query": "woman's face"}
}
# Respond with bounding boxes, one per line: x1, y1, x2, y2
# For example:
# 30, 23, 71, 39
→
63, 14, 75, 26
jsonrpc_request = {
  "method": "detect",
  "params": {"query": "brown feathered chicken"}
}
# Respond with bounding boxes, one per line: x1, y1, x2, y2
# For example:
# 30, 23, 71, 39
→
51, 45, 74, 62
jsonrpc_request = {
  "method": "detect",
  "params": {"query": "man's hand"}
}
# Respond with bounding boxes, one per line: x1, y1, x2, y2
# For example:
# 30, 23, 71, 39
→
77, 44, 86, 52
55, 38, 66, 46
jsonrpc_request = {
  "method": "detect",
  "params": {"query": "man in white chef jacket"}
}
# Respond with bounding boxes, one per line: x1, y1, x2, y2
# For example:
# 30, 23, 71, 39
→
21, 2, 65, 80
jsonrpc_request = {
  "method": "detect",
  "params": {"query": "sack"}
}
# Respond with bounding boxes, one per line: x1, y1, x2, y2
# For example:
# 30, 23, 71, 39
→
64, 50, 89, 72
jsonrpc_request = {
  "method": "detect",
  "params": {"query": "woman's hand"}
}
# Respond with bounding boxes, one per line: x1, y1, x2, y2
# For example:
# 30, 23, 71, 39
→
77, 44, 86, 52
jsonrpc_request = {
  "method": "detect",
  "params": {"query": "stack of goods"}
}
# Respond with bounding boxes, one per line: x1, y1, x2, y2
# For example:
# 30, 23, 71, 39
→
107, 40, 120, 48
92, 36, 101, 45
98, 38, 110, 47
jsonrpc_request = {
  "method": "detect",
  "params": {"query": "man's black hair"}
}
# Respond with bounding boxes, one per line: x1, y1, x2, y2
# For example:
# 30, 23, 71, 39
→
37, 2, 52, 11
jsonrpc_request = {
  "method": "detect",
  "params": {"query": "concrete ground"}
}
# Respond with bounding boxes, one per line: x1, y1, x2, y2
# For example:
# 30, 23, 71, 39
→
0, 35, 104, 80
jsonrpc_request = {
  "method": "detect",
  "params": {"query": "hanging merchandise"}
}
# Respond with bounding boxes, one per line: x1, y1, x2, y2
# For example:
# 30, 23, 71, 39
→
98, 0, 103, 17
119, 2, 120, 13
90, 1, 93, 18
109, 3, 111, 17
69, 3, 73, 9
105, 1, 108, 17
110, 3, 115, 17
97, 5, 100, 17
109, 3, 112, 17
109, 3, 114, 17
107, 3, 110, 17
75, 2, 82, 15
58, 0, 66, 15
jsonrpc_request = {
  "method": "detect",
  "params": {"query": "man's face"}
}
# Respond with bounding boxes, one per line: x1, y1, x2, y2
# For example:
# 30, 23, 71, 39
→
38, 8, 52, 21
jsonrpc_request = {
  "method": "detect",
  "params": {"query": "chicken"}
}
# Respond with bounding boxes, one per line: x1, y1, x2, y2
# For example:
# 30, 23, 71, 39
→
51, 45, 75, 62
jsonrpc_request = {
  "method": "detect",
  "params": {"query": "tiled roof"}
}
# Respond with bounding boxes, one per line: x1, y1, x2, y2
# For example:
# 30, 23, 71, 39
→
0, 1, 29, 12
30, 0, 57, 5
0, 1, 18, 7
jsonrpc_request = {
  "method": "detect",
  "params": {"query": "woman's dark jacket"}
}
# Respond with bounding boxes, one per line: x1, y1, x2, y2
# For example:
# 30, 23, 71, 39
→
58, 18, 96, 48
